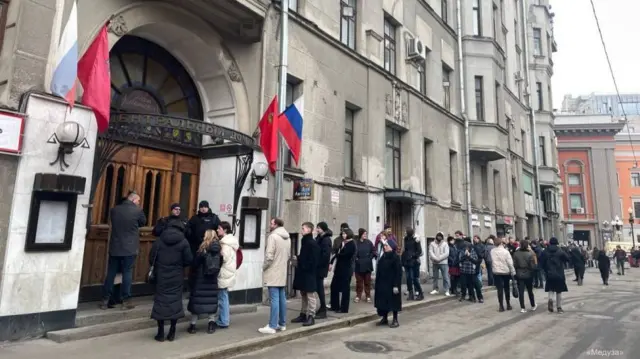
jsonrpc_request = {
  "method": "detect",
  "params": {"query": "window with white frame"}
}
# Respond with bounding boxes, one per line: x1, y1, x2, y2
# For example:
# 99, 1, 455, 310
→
442, 0, 448, 24
340, 0, 357, 49
443, 65, 452, 111
567, 173, 581, 186
570, 194, 584, 213
473, 0, 482, 35
344, 107, 355, 178
533, 28, 542, 55
632, 172, 640, 187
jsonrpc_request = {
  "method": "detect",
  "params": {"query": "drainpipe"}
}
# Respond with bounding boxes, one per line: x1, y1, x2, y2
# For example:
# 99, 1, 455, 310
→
456, 0, 473, 236
520, 0, 545, 240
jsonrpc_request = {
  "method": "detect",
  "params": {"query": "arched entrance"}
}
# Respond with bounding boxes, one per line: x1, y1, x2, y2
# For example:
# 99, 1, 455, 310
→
79, 35, 206, 300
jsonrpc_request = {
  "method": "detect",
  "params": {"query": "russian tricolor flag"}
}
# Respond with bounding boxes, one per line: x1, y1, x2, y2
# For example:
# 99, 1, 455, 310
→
50, 1, 78, 107
280, 96, 304, 165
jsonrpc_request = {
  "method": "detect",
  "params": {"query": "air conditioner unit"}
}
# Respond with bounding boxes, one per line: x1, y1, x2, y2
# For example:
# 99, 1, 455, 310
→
407, 38, 426, 61
576, 208, 585, 214
443, 81, 450, 88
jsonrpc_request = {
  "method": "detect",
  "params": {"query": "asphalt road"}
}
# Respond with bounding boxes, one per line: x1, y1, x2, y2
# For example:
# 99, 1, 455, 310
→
233, 268, 638, 359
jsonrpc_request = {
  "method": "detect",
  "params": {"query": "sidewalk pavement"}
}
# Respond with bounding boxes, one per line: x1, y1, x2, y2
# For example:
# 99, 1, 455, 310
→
0, 283, 480, 359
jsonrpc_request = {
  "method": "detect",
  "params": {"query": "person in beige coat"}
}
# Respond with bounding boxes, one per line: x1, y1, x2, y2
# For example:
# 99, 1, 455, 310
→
259, 218, 291, 334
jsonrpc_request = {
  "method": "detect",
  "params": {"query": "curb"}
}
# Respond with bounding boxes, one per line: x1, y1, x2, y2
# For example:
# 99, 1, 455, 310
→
179, 287, 497, 359
47, 305, 257, 343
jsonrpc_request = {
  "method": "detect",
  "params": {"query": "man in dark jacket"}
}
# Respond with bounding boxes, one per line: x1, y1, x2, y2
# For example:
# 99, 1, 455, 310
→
314, 222, 333, 319
614, 246, 627, 275
152, 203, 185, 237
484, 235, 496, 286
401, 228, 423, 300
101, 192, 146, 310
531, 240, 544, 288
185, 201, 220, 257
292, 222, 321, 327
570, 244, 586, 285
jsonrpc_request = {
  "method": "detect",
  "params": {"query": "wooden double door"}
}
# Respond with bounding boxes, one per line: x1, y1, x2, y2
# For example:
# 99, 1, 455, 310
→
80, 145, 200, 299
386, 200, 406, 251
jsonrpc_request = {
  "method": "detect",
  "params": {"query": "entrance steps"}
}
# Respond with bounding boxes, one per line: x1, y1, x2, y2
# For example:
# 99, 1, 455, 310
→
46, 296, 257, 343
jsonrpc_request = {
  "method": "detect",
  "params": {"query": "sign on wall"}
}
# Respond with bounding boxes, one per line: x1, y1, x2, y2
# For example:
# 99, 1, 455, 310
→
293, 178, 314, 200
0, 111, 25, 153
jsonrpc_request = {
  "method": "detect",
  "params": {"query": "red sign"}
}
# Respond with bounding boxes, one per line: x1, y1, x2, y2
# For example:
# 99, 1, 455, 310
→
0, 111, 25, 154
219, 204, 226, 212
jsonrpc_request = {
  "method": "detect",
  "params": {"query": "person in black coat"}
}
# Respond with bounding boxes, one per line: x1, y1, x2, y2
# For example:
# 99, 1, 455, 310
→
292, 222, 321, 327
330, 228, 357, 313
374, 239, 402, 328
150, 220, 193, 342
569, 245, 586, 285
187, 229, 222, 334
539, 237, 570, 314
314, 222, 333, 319
185, 201, 220, 257
152, 203, 186, 237
597, 250, 611, 285
332, 222, 350, 255
354, 228, 376, 303
401, 228, 423, 301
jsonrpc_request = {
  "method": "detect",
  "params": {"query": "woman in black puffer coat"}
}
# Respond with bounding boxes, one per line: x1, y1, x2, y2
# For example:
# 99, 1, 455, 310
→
150, 220, 193, 342
187, 229, 222, 334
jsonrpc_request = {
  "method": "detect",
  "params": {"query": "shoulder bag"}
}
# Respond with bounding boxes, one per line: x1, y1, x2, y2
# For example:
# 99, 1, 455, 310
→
147, 241, 162, 284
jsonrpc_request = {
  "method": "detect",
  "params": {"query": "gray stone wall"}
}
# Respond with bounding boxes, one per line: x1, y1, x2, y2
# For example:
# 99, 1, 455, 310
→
0, 155, 18, 278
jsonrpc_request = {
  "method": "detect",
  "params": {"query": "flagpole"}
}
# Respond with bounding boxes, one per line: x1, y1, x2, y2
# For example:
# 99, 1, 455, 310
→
274, 0, 289, 219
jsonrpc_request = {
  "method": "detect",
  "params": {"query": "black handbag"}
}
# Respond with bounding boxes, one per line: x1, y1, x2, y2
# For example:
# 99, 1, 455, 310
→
147, 242, 161, 284
511, 277, 519, 298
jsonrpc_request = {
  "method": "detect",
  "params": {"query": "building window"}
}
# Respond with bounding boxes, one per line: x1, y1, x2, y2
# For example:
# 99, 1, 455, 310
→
634, 201, 640, 218
492, 4, 498, 39
521, 130, 527, 161
569, 194, 584, 213
632, 172, 640, 187
533, 28, 542, 56
424, 140, 433, 194
538, 136, 546, 166
481, 164, 489, 206
495, 81, 500, 122
340, 0, 357, 49
449, 150, 458, 201
443, 65, 452, 111
285, 80, 302, 167
513, 12, 519, 47
536, 82, 543, 110
289, 0, 298, 11
344, 107, 355, 178
383, 18, 396, 75
475, 76, 485, 121
0, 1, 8, 50
441, 0, 448, 24
523, 173, 533, 195
472, 0, 482, 36
494, 170, 502, 211
385, 127, 401, 188
500, 0, 505, 22
567, 173, 581, 186
417, 62, 426, 94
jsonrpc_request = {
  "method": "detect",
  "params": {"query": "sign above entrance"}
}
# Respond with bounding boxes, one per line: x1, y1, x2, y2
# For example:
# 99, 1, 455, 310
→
109, 112, 258, 149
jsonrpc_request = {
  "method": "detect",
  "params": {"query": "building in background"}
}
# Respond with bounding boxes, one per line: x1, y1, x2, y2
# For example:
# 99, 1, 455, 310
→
561, 93, 640, 117
555, 114, 624, 247
461, 0, 560, 239
615, 127, 640, 245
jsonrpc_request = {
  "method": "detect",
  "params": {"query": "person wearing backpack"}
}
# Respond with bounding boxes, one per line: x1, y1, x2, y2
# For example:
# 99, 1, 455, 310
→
187, 229, 222, 334
215, 221, 239, 328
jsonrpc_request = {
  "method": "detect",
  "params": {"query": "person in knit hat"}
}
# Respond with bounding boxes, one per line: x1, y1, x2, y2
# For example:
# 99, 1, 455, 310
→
539, 237, 570, 313
185, 200, 220, 258
152, 203, 185, 237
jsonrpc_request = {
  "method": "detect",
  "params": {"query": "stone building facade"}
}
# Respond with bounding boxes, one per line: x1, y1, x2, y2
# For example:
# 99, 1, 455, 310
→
0, 0, 559, 340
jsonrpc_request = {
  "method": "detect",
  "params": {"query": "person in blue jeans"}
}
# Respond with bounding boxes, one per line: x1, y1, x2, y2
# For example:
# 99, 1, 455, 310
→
259, 218, 292, 334
429, 232, 451, 295
216, 221, 239, 328
100, 192, 146, 310
401, 228, 424, 300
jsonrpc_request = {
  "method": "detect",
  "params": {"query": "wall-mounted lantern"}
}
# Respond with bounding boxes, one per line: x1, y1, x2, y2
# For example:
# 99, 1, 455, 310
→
248, 161, 268, 195
47, 121, 90, 171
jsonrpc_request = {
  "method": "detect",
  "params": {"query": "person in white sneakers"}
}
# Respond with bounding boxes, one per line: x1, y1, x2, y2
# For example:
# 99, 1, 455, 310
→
258, 218, 291, 334
429, 232, 451, 296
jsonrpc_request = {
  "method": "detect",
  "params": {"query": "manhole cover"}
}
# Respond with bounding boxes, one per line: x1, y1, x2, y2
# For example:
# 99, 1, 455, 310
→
582, 314, 614, 320
345, 341, 393, 354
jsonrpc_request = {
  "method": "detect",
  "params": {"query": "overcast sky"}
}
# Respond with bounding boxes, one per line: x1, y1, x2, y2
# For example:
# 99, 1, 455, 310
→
550, 0, 640, 108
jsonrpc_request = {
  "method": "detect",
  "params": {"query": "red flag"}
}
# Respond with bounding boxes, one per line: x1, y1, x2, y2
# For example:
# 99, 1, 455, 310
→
258, 96, 280, 174
78, 24, 110, 133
